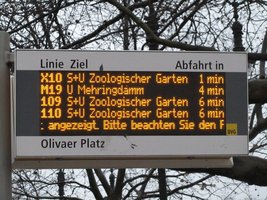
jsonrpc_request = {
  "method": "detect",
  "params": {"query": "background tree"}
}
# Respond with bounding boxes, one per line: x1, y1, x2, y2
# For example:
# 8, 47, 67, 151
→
2, 0, 267, 199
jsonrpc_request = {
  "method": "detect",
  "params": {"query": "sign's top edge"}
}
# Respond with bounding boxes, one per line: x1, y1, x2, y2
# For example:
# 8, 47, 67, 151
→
15, 49, 248, 72
15, 49, 248, 55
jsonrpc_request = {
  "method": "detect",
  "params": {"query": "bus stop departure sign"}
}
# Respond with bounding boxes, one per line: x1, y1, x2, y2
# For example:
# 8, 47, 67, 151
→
13, 50, 248, 168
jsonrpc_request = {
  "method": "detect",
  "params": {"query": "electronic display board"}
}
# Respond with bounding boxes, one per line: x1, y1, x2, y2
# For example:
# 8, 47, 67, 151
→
13, 50, 248, 168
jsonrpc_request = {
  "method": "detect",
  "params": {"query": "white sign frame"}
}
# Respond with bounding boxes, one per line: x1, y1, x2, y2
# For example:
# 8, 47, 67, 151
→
13, 50, 248, 168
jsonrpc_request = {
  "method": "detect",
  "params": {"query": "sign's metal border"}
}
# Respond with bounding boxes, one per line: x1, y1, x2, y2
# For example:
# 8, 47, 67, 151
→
12, 50, 248, 168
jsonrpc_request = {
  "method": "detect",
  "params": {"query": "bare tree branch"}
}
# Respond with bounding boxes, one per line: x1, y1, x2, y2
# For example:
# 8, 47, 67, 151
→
94, 169, 112, 196
86, 169, 103, 200
105, 0, 216, 51
249, 79, 267, 104
184, 156, 267, 186
113, 169, 125, 199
